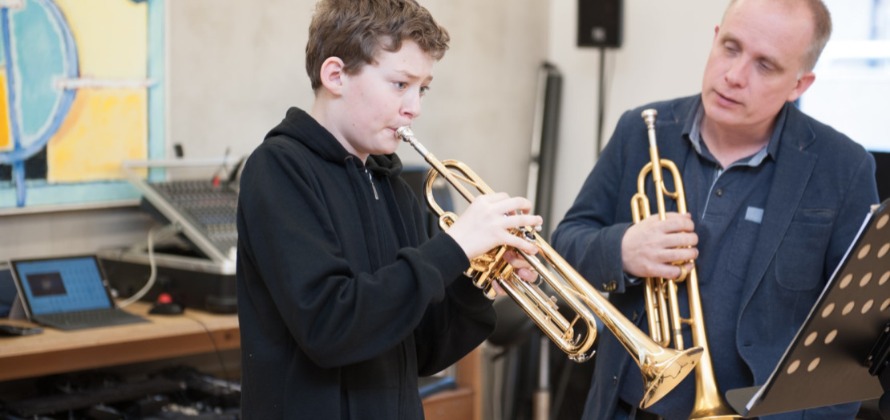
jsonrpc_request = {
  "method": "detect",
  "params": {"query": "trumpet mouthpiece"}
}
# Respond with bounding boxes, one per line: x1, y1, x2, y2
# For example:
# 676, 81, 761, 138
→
396, 126, 414, 140
641, 109, 658, 127
396, 126, 429, 156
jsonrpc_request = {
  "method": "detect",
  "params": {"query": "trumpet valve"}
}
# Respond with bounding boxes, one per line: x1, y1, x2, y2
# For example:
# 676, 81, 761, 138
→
469, 273, 498, 300
482, 283, 498, 300
468, 253, 495, 274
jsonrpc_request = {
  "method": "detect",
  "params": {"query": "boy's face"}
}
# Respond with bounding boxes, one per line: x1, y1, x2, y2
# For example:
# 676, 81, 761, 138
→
331, 40, 435, 161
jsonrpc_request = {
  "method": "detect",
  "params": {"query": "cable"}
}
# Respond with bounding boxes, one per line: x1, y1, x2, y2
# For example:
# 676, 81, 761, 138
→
118, 223, 179, 308
595, 46, 618, 157
226, 155, 246, 185
211, 147, 231, 188
596, 46, 607, 156
185, 313, 236, 394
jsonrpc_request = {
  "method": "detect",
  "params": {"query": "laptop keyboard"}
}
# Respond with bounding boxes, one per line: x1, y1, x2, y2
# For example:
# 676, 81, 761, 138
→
37, 309, 149, 330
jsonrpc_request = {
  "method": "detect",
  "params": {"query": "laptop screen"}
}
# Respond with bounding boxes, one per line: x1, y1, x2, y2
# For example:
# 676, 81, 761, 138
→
10, 255, 115, 316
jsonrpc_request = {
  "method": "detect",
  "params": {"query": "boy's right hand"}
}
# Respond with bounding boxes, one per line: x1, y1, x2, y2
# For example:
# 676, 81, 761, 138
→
446, 192, 543, 260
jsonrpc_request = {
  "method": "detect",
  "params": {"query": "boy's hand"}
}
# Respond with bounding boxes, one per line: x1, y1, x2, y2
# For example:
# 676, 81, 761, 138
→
503, 249, 538, 283
487, 250, 540, 297
446, 193, 543, 260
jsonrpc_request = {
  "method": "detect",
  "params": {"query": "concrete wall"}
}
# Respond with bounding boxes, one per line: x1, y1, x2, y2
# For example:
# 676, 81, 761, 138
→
0, 0, 734, 265
1, 0, 549, 259
547, 0, 730, 232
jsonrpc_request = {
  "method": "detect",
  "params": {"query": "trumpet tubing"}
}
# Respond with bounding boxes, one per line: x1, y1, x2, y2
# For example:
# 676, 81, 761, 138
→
396, 126, 703, 409
636, 109, 740, 419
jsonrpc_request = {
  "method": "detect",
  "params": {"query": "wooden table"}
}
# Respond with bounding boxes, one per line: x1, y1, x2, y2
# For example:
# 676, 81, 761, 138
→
0, 302, 239, 382
0, 302, 481, 420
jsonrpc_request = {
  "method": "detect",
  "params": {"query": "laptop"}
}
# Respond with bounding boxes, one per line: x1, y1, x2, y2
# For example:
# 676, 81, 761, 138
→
0, 263, 17, 318
8, 255, 149, 331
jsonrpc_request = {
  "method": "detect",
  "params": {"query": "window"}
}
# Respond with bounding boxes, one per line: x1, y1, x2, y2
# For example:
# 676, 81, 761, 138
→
800, 0, 890, 153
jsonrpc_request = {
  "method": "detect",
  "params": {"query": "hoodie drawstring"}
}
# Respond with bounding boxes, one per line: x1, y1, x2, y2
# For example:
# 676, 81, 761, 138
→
364, 167, 379, 200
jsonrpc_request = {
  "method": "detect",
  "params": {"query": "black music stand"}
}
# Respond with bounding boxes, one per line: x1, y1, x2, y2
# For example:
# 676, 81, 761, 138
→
726, 199, 890, 417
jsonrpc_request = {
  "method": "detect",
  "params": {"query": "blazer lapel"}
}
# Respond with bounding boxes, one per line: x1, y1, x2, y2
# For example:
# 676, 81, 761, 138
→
657, 100, 697, 213
738, 107, 818, 314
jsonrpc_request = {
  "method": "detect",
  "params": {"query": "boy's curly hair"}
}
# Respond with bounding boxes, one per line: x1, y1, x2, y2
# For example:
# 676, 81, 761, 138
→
306, 0, 450, 91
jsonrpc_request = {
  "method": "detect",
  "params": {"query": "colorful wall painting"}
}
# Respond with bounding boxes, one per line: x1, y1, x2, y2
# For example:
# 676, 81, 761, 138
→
0, 0, 164, 213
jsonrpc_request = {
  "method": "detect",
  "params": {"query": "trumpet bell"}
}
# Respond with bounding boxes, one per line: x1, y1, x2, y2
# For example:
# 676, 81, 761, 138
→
641, 346, 703, 409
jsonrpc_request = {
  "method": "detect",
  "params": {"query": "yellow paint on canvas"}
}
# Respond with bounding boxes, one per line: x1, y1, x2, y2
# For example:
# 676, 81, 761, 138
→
0, 69, 10, 151
47, 89, 147, 182
55, 0, 147, 79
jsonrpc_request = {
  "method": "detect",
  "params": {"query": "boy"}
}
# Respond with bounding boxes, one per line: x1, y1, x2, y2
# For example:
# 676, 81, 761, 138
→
236, 0, 542, 418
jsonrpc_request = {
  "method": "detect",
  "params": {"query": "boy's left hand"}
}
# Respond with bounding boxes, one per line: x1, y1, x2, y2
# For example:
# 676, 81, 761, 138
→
491, 249, 539, 296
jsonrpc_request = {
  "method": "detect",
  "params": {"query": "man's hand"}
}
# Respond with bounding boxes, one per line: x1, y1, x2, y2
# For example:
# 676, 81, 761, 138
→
621, 212, 698, 280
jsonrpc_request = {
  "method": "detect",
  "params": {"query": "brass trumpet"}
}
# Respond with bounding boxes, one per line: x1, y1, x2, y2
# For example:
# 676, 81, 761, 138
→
397, 126, 703, 409
631, 109, 739, 419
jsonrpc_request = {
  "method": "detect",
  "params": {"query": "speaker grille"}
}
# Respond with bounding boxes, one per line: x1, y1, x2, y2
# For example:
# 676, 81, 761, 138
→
577, 0, 623, 48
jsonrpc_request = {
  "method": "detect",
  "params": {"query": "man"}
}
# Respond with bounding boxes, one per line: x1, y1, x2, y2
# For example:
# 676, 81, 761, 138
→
236, 0, 542, 418
551, 0, 880, 418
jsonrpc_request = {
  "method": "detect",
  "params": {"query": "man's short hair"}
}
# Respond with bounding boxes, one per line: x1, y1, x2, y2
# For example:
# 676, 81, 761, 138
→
306, 0, 451, 91
723, 0, 832, 72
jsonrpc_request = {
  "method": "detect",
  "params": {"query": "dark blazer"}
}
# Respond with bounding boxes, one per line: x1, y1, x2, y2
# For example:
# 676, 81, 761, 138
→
552, 95, 879, 419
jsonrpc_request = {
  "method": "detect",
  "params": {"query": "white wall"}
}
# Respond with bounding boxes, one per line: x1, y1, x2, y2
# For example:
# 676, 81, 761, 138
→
0, 0, 549, 259
547, 0, 730, 232
0, 0, 731, 262
167, 0, 734, 236
166, 0, 314, 161
167, 0, 549, 196
0, 206, 154, 261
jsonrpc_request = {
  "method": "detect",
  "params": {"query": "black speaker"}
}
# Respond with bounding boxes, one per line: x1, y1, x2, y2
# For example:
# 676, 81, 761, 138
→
577, 0, 623, 48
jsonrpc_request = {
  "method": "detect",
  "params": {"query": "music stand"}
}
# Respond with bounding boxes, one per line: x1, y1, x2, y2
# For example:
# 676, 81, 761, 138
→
726, 199, 890, 417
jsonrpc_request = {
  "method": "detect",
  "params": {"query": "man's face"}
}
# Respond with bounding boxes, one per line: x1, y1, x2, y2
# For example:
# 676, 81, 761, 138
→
701, 0, 816, 135
333, 40, 434, 161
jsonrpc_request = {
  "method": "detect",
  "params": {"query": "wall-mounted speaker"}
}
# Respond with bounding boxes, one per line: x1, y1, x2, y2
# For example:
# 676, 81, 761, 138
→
577, 0, 623, 48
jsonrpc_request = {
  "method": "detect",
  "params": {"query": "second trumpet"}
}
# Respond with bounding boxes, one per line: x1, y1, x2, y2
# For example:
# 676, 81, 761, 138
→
632, 109, 739, 419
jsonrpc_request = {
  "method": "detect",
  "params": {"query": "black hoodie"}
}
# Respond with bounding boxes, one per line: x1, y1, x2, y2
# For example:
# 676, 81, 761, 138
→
236, 107, 496, 419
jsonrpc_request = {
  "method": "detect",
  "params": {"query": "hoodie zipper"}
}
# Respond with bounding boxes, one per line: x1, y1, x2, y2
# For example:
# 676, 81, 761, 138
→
364, 167, 379, 200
